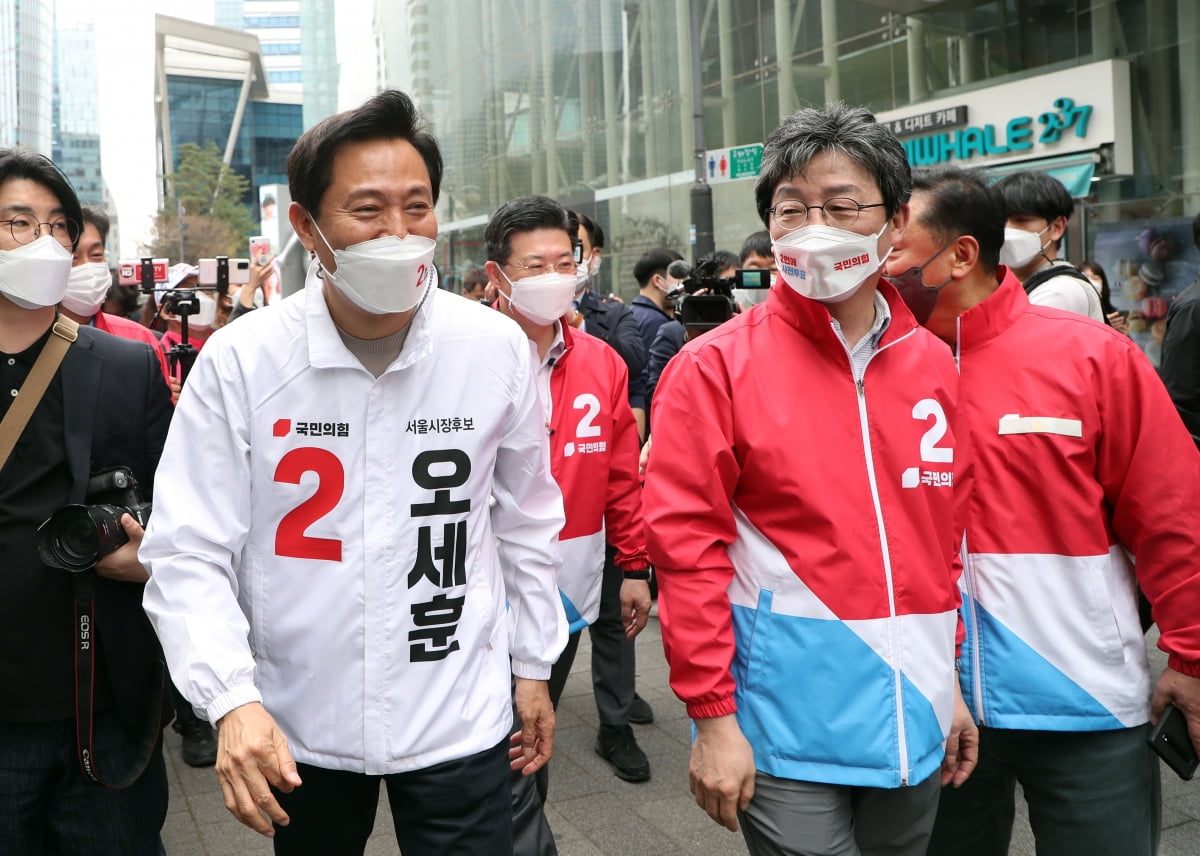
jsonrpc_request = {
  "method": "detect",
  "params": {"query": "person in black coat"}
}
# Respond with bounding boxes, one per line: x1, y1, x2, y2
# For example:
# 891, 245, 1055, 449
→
1159, 211, 1200, 450
0, 148, 173, 855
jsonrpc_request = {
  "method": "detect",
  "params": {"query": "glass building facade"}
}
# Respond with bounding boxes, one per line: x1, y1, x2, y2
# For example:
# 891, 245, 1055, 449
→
165, 75, 302, 204
52, 24, 105, 206
0, 0, 54, 153
413, 0, 1200, 300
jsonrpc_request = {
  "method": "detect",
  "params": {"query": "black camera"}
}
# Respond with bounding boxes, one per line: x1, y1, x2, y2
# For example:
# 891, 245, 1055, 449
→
160, 289, 201, 318
37, 467, 152, 572
667, 259, 771, 333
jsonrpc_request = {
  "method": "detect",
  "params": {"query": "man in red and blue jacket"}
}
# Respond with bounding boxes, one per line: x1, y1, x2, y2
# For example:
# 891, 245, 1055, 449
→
644, 104, 977, 856
886, 165, 1200, 856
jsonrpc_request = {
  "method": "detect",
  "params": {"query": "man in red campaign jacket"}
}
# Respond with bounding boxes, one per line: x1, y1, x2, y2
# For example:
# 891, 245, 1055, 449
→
886, 165, 1200, 856
644, 103, 976, 856
483, 196, 651, 856
59, 206, 171, 387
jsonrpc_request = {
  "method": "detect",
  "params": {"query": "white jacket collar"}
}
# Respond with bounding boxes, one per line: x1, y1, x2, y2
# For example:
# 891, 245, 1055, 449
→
303, 259, 437, 374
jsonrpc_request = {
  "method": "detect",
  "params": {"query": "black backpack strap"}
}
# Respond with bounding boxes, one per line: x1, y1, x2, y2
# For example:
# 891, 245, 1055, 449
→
1023, 264, 1112, 327
1022, 263, 1094, 295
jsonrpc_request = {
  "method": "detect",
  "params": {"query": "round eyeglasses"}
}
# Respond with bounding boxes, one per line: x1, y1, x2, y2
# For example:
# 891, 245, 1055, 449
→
767, 198, 886, 231
0, 215, 80, 248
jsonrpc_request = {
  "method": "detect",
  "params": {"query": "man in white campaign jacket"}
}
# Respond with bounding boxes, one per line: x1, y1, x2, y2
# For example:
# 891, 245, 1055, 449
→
139, 91, 568, 856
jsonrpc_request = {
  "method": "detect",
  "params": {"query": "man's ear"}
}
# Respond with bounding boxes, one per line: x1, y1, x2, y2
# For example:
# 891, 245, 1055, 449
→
485, 260, 510, 298
289, 202, 318, 254
952, 234, 980, 276
1047, 215, 1069, 246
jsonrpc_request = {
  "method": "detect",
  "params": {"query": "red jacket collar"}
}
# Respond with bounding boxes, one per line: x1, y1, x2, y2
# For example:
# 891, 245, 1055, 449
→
956, 266, 1028, 352
764, 274, 919, 347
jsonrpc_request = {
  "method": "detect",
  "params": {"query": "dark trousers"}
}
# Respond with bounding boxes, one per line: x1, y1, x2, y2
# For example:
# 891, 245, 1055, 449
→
271, 740, 512, 856
928, 724, 1161, 856
512, 632, 583, 856
589, 543, 635, 726
0, 713, 167, 855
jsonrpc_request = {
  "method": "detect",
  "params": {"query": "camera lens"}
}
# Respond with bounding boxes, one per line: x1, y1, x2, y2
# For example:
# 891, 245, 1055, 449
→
56, 513, 100, 563
37, 504, 130, 572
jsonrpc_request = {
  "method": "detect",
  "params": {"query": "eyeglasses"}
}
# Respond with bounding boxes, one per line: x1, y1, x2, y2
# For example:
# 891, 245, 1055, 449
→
767, 198, 886, 231
505, 259, 578, 277
0, 215, 81, 248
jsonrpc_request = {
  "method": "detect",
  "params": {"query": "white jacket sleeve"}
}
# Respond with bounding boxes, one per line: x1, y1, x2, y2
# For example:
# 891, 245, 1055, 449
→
490, 339, 568, 680
140, 343, 261, 724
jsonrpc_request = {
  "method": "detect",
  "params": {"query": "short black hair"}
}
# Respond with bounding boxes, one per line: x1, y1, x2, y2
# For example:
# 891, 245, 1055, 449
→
705, 250, 739, 272
740, 230, 772, 262
81, 205, 110, 244
0, 148, 83, 251
485, 196, 572, 264
568, 209, 605, 250
755, 102, 911, 226
634, 247, 683, 287
993, 170, 1074, 224
1193, 211, 1200, 251
910, 166, 1005, 274
286, 90, 443, 218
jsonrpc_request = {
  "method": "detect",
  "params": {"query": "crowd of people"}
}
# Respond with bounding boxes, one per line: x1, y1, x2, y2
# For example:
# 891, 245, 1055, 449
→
2, 88, 1199, 856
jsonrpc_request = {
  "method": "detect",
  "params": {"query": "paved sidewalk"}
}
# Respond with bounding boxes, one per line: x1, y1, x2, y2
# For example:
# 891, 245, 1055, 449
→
162, 622, 1200, 855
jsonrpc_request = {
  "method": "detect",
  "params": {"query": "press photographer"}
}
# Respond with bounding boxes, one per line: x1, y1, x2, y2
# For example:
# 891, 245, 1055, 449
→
665, 256, 771, 335
0, 147, 173, 853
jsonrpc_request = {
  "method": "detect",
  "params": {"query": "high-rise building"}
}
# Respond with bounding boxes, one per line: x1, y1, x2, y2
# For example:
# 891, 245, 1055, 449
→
0, 0, 54, 153
300, 0, 337, 129
52, 23, 105, 206
383, 0, 1198, 321
154, 15, 302, 217
214, 0, 304, 100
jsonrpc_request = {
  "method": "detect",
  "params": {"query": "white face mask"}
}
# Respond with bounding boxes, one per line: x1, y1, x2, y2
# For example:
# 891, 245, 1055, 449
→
772, 220, 892, 303
503, 270, 578, 326
311, 219, 436, 315
998, 225, 1050, 269
575, 259, 591, 293
0, 235, 74, 310
61, 262, 112, 317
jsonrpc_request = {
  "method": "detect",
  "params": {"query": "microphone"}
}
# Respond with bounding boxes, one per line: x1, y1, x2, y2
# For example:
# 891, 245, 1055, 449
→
667, 259, 692, 281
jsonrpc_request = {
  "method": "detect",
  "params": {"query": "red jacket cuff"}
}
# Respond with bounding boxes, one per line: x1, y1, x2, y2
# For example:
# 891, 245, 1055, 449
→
686, 697, 738, 719
1167, 653, 1200, 678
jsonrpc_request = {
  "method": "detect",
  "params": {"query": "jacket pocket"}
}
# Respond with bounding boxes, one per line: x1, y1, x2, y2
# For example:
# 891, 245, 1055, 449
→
1079, 558, 1126, 666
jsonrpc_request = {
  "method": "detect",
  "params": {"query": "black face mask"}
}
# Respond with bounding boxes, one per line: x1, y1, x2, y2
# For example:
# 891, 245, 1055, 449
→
886, 241, 955, 325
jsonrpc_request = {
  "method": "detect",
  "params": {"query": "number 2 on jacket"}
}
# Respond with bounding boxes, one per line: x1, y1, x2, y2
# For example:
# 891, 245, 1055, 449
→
274, 447, 345, 561
913, 398, 953, 463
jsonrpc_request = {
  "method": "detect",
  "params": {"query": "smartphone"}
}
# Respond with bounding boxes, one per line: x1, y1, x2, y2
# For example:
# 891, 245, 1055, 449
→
1147, 703, 1198, 780
118, 258, 169, 287
198, 258, 251, 291
250, 235, 270, 267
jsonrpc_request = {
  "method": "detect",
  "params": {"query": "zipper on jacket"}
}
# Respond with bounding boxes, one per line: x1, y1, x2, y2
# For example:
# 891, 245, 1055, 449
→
960, 533, 986, 725
954, 317, 985, 725
851, 351, 911, 786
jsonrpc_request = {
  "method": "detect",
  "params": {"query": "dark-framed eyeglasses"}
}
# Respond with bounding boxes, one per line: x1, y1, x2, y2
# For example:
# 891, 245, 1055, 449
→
767, 198, 886, 231
0, 215, 81, 248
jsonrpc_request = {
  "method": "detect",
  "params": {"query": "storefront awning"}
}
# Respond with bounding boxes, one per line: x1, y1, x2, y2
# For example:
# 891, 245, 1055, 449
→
983, 152, 1098, 199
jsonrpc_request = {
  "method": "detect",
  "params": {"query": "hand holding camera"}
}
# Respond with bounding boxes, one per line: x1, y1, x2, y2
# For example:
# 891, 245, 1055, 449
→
37, 466, 152, 575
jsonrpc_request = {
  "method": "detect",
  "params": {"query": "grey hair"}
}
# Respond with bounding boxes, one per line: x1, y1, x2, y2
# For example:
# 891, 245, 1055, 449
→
754, 102, 912, 226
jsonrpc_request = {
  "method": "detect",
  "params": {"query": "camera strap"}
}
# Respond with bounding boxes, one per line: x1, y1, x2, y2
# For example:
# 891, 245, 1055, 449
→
72, 570, 167, 789
0, 315, 78, 473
